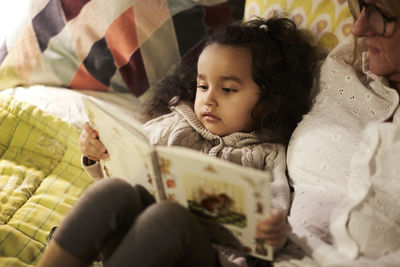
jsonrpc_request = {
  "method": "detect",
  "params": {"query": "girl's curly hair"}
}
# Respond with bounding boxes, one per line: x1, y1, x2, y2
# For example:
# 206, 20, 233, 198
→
146, 17, 316, 145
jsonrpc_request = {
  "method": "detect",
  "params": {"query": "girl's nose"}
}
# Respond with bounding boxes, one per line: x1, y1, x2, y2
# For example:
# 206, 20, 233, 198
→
204, 88, 218, 106
351, 8, 375, 37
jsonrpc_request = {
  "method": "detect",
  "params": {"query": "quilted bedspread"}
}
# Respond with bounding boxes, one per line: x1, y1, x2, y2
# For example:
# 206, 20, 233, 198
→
0, 95, 93, 266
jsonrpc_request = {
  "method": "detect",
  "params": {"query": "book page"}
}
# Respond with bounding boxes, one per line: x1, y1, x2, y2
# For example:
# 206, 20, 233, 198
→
83, 97, 160, 200
155, 145, 273, 261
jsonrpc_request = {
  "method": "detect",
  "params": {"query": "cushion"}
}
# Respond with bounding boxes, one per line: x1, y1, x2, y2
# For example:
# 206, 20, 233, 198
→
0, 94, 93, 266
244, 0, 353, 52
0, 0, 244, 95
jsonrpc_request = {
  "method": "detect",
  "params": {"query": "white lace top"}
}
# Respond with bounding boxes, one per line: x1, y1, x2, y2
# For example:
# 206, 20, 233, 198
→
286, 36, 400, 266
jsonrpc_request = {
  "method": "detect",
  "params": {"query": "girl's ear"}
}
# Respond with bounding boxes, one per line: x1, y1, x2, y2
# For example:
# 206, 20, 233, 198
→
253, 96, 282, 119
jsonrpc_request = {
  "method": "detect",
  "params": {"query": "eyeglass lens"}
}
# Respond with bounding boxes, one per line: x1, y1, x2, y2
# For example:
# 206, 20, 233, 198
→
348, 0, 385, 35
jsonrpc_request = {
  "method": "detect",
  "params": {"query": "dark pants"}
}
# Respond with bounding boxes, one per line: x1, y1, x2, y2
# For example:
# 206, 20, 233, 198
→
53, 178, 218, 267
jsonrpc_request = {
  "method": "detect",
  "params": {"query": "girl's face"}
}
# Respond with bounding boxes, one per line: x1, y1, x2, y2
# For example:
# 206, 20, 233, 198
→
351, 0, 400, 85
194, 43, 261, 136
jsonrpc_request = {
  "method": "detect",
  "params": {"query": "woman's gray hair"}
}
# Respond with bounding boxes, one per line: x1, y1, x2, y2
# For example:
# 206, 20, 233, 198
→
384, 0, 400, 18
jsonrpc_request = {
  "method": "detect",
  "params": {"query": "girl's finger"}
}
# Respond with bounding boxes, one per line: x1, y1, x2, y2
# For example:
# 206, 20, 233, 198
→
87, 137, 107, 152
256, 231, 287, 249
257, 218, 287, 233
83, 122, 98, 138
256, 224, 288, 237
83, 142, 108, 159
256, 227, 287, 240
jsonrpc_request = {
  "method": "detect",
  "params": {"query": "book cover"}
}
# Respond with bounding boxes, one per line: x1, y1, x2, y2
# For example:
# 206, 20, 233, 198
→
83, 97, 273, 260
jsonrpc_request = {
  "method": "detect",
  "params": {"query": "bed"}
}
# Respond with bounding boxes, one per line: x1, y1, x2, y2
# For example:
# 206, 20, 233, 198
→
0, 0, 355, 266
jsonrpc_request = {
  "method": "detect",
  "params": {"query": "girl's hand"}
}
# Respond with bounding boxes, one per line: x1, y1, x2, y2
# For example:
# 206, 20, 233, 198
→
256, 208, 288, 249
79, 122, 109, 161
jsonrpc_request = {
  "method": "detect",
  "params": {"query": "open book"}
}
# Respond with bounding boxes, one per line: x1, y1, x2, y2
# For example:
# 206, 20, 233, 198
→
83, 97, 273, 261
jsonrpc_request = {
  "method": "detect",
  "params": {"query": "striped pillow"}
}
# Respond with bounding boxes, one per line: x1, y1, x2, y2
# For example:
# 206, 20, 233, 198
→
0, 0, 244, 96
244, 0, 353, 53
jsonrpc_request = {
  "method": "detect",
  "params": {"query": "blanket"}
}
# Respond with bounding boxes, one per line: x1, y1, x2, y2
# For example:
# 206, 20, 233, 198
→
0, 95, 93, 266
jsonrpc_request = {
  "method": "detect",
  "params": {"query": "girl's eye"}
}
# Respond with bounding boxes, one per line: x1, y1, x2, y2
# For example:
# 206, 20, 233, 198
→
222, 88, 237, 93
197, 85, 207, 91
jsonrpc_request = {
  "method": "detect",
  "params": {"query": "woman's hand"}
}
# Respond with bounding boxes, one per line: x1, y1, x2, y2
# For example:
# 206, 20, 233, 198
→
79, 122, 109, 161
256, 208, 288, 249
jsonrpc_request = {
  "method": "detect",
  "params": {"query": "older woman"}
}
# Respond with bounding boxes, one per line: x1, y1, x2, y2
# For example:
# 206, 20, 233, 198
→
284, 0, 400, 266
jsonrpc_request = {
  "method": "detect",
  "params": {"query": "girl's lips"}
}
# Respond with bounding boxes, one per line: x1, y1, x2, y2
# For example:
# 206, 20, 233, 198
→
202, 111, 220, 122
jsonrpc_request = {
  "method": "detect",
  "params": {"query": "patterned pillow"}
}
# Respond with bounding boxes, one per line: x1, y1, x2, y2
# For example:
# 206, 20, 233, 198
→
244, 0, 353, 52
0, 0, 244, 95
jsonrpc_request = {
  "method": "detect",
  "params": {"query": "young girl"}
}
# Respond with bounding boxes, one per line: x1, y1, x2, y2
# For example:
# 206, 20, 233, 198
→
39, 17, 315, 267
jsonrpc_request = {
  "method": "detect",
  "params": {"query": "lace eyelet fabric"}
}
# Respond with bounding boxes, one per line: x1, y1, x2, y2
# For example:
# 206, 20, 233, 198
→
286, 37, 400, 263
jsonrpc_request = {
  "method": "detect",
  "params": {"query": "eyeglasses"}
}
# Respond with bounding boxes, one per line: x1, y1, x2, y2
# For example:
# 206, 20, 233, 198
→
348, 0, 397, 36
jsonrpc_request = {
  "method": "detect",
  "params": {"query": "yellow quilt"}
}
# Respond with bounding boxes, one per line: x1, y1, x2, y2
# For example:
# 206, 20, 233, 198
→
0, 95, 93, 266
